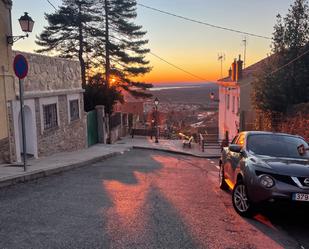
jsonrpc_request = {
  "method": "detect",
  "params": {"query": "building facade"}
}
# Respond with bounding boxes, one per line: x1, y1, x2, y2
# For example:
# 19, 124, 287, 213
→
0, 0, 14, 163
9, 51, 87, 162
218, 56, 264, 142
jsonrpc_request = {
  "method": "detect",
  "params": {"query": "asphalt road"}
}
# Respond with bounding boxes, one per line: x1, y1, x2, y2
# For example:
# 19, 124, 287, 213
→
0, 149, 308, 249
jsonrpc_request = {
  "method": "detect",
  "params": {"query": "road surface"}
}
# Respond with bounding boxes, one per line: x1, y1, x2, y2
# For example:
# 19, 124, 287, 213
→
0, 149, 307, 249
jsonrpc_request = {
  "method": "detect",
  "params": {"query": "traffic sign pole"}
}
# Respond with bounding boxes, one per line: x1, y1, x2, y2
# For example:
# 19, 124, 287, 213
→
13, 54, 28, 171
19, 79, 27, 171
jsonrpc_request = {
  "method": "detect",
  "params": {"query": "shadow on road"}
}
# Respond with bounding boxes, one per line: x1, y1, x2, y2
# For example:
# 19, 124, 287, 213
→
143, 185, 200, 249
246, 202, 309, 248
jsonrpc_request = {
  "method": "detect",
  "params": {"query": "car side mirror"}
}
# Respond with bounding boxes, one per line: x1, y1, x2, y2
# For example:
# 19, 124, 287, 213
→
229, 144, 242, 153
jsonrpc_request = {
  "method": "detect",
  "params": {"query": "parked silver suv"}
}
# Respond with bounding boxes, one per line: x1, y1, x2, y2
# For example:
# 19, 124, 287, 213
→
219, 131, 309, 217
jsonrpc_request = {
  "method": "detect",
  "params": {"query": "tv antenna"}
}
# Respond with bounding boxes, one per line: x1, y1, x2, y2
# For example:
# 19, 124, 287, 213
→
242, 37, 248, 68
218, 53, 225, 79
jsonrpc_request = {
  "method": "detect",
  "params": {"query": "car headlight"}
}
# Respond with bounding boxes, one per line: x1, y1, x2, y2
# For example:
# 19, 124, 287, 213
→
259, 174, 275, 188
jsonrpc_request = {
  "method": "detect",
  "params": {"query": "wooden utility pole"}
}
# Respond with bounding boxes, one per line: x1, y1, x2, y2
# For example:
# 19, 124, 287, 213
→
77, 1, 86, 87
104, 0, 112, 143
104, 0, 110, 88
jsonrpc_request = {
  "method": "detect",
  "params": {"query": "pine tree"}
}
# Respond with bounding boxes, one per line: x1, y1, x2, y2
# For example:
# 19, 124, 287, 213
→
253, 0, 309, 114
84, 73, 124, 113
36, 0, 102, 87
94, 0, 153, 97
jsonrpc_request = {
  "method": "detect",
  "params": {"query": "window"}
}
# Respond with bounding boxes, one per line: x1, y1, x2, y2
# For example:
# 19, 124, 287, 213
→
43, 104, 58, 129
69, 99, 79, 122
226, 94, 230, 110
232, 96, 235, 113
247, 134, 309, 159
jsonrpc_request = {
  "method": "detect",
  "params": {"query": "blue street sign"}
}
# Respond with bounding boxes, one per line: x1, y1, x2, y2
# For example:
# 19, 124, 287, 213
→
13, 54, 28, 79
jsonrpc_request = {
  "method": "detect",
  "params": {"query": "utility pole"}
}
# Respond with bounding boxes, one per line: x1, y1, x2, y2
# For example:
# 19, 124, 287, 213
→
104, 0, 112, 143
104, 0, 110, 88
77, 1, 86, 87
242, 37, 247, 69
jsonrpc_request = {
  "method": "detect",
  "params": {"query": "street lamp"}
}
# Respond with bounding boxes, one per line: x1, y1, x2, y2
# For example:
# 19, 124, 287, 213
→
7, 12, 35, 45
210, 92, 220, 102
154, 97, 159, 143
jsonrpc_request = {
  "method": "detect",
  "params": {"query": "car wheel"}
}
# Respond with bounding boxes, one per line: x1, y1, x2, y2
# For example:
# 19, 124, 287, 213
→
219, 164, 229, 190
232, 181, 254, 217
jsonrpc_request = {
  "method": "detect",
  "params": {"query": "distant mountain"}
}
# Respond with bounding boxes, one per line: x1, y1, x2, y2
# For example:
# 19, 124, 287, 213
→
148, 83, 219, 106
152, 82, 217, 88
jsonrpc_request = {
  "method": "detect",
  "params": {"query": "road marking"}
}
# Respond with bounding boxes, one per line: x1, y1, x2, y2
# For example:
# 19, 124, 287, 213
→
215, 165, 220, 170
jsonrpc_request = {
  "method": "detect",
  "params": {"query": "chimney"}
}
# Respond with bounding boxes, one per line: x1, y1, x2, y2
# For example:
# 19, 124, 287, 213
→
236, 54, 243, 81
231, 59, 237, 81
228, 67, 232, 78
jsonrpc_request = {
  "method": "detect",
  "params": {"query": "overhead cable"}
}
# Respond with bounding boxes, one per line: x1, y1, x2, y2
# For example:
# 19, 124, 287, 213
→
46, 0, 57, 10
149, 52, 212, 82
137, 3, 271, 40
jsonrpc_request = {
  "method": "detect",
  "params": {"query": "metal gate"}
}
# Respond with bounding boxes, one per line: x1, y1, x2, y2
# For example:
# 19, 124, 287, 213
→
87, 110, 98, 147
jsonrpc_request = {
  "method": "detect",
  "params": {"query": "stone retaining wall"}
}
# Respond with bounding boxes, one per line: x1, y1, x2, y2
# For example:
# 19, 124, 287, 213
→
12, 51, 81, 93
280, 113, 309, 142
35, 94, 87, 157
0, 138, 9, 163
255, 103, 309, 141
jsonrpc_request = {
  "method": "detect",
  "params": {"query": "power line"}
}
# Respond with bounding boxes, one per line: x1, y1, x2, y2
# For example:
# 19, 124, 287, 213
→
46, 0, 57, 10
149, 52, 212, 82
270, 49, 309, 75
109, 34, 213, 82
232, 48, 309, 89
137, 3, 271, 40
44, 0, 215, 83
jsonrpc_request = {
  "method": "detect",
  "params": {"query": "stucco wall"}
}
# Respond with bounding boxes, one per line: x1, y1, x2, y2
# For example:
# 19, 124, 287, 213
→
218, 85, 240, 141
0, 0, 13, 162
12, 51, 82, 94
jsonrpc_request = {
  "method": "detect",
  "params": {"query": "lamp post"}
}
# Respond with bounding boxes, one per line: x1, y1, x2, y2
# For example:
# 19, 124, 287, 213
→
154, 97, 159, 143
7, 12, 35, 45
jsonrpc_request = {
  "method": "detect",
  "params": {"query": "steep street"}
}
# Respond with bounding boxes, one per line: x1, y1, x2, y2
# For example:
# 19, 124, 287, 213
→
0, 150, 307, 249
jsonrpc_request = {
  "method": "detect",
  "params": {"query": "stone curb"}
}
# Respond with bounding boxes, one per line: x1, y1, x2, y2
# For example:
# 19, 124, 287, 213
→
132, 146, 221, 159
0, 151, 122, 189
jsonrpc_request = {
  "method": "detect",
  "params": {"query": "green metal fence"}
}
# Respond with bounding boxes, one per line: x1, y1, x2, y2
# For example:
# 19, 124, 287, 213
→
87, 110, 98, 147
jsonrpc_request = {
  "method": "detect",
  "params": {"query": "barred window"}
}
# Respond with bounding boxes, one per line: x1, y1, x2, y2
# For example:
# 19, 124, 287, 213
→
43, 104, 58, 130
69, 99, 79, 122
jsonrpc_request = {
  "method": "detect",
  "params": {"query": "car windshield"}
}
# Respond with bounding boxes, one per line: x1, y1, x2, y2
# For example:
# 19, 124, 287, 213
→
247, 134, 309, 159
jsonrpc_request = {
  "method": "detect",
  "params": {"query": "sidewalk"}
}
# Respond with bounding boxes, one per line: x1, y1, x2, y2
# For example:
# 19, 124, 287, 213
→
123, 136, 221, 158
0, 136, 220, 188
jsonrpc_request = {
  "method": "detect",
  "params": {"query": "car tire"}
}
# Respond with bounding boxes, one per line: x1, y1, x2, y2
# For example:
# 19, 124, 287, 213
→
232, 181, 254, 217
219, 164, 229, 190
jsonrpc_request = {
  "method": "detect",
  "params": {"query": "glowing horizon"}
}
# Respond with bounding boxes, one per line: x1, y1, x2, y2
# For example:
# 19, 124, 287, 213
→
11, 0, 294, 84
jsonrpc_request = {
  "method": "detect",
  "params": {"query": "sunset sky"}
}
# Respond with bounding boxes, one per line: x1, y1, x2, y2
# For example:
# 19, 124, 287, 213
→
11, 0, 294, 83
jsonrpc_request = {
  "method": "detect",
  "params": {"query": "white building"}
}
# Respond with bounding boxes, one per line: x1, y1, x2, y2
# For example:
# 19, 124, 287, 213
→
218, 56, 266, 142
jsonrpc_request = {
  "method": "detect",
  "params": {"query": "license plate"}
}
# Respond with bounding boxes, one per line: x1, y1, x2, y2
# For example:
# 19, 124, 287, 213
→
293, 193, 309, 202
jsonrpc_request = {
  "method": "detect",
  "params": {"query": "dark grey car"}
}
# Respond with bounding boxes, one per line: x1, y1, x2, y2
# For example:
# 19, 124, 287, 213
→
219, 131, 309, 216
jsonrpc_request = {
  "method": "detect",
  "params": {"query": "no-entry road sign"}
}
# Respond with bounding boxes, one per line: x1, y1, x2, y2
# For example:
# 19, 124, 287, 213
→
13, 54, 28, 79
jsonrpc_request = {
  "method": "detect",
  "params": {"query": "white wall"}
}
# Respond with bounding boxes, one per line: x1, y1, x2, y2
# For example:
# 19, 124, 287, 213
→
13, 99, 38, 162
218, 85, 240, 142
